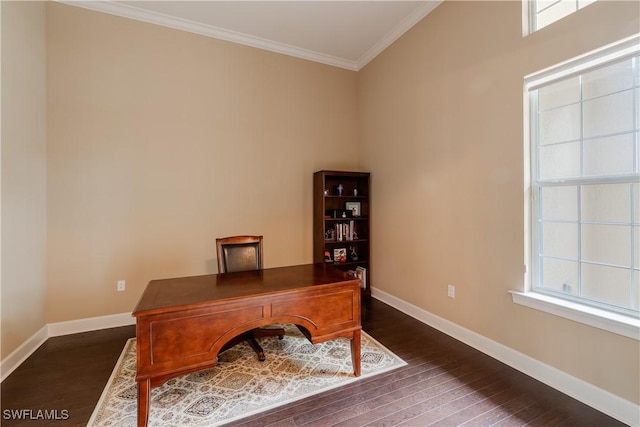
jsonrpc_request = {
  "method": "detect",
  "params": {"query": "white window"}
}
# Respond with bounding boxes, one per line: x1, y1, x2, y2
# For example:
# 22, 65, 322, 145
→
527, 0, 597, 33
525, 35, 640, 322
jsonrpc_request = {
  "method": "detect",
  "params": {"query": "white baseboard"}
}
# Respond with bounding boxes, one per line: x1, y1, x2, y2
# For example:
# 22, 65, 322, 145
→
371, 287, 639, 427
47, 312, 135, 337
0, 324, 48, 382
1, 312, 135, 382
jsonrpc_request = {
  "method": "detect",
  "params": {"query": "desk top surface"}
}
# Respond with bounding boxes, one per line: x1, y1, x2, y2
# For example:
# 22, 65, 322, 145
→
133, 263, 357, 316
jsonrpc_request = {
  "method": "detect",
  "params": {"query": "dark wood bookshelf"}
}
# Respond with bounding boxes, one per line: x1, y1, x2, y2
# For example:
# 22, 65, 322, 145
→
313, 170, 371, 296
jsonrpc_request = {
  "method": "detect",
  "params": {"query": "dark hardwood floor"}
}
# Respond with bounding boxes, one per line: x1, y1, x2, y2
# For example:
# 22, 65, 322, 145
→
1, 298, 625, 426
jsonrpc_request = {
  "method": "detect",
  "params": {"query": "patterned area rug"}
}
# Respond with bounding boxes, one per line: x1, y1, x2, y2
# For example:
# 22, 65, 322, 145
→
88, 324, 405, 426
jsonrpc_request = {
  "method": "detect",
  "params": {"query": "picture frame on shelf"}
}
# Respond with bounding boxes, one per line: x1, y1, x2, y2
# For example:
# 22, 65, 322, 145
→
345, 201, 361, 217
333, 248, 347, 263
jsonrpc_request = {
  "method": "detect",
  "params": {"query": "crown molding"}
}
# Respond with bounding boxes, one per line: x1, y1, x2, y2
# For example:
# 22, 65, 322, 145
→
54, 1, 442, 71
356, 0, 442, 70
55, 0, 360, 70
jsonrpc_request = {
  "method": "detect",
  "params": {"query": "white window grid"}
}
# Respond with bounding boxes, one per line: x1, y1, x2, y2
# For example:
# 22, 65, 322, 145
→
526, 35, 640, 316
528, 0, 597, 33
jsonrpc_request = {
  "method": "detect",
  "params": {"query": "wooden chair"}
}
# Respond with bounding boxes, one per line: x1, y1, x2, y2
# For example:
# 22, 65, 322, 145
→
215, 235, 285, 361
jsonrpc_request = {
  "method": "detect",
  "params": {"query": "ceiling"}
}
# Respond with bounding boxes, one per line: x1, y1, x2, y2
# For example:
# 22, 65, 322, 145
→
58, 1, 443, 70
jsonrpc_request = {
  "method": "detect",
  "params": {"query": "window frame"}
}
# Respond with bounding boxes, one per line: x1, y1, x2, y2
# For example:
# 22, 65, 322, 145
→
525, 0, 598, 35
518, 34, 640, 339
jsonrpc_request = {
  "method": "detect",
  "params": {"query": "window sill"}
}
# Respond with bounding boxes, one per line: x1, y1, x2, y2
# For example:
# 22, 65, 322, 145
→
510, 291, 639, 341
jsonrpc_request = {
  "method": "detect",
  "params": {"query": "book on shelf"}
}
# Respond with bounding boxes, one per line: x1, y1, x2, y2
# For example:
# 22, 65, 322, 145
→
335, 220, 355, 241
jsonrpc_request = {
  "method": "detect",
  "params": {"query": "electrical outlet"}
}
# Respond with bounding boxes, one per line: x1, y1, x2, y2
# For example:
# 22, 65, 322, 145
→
447, 284, 455, 298
117, 280, 126, 292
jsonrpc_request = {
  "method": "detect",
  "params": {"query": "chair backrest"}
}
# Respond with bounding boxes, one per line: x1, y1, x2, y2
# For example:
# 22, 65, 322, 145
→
216, 235, 263, 273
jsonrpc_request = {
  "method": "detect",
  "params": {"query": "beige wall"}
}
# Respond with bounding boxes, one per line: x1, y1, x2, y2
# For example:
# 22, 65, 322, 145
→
45, 2, 359, 323
1, 1, 48, 359
358, 0, 639, 405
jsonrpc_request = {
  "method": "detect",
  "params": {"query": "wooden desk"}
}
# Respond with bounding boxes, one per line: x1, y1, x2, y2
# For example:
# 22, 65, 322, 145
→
132, 263, 362, 427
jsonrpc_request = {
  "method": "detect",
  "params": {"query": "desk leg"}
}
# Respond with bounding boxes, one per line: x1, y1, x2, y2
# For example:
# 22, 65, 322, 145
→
137, 379, 150, 427
351, 329, 361, 377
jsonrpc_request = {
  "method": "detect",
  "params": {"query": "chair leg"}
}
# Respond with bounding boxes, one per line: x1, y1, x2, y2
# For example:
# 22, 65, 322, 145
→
219, 334, 245, 355
246, 335, 266, 361
220, 329, 285, 362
